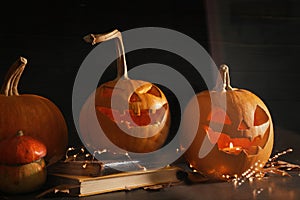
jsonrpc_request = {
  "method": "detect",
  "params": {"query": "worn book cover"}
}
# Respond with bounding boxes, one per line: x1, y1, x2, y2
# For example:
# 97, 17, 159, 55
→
46, 165, 184, 197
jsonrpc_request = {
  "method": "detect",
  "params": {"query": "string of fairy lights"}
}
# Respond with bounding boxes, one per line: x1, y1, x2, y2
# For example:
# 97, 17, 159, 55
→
229, 148, 298, 188
63, 146, 299, 182
63, 146, 148, 171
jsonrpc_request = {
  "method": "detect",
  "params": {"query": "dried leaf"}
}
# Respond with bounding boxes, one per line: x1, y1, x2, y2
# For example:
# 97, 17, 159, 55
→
36, 184, 79, 198
143, 184, 164, 190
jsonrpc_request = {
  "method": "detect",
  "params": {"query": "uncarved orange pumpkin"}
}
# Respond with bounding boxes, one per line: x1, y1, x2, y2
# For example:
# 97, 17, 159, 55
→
0, 130, 47, 194
79, 29, 170, 153
0, 57, 68, 163
182, 65, 274, 180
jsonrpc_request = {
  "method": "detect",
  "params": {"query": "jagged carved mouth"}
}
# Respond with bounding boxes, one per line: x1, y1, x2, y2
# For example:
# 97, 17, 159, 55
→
205, 123, 270, 155
96, 105, 168, 128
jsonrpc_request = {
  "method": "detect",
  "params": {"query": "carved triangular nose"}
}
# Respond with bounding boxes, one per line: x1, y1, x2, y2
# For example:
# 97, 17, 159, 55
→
238, 120, 250, 130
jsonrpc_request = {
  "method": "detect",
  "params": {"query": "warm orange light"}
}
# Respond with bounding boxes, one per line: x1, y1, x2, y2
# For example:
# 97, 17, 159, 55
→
222, 142, 242, 155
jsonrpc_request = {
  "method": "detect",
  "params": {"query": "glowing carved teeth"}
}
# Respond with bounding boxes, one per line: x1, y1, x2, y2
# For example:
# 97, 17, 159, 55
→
120, 110, 126, 116
205, 124, 269, 155
136, 106, 141, 116
149, 108, 156, 114
121, 121, 162, 129
207, 121, 269, 143
97, 105, 167, 127
154, 121, 161, 127
118, 119, 162, 128
132, 104, 141, 116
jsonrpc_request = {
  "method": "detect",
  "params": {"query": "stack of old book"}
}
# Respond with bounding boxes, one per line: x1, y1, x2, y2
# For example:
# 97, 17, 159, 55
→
42, 156, 184, 197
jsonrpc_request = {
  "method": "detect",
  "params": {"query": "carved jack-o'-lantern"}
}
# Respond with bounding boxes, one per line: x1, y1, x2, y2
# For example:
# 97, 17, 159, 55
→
79, 30, 170, 153
183, 65, 274, 179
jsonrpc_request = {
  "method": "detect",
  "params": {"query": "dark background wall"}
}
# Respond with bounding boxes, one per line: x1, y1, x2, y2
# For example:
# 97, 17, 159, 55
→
0, 0, 299, 146
207, 0, 300, 134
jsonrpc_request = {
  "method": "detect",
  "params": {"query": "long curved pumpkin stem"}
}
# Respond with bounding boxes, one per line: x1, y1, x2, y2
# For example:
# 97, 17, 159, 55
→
214, 64, 233, 92
83, 29, 129, 80
0, 57, 27, 96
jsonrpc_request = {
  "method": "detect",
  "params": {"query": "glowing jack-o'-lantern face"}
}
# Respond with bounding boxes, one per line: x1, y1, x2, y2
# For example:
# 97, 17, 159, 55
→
79, 30, 170, 153
183, 65, 274, 179
206, 100, 271, 156
97, 80, 168, 127
94, 79, 170, 153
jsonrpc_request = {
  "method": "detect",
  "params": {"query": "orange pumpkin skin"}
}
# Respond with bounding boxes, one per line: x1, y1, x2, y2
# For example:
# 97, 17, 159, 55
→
0, 58, 68, 163
183, 65, 274, 179
79, 30, 170, 153
0, 131, 47, 194
80, 79, 170, 153
0, 95, 68, 162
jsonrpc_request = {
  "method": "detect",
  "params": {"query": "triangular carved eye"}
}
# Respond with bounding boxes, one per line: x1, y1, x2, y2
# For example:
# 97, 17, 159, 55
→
147, 86, 162, 97
208, 108, 232, 125
129, 92, 141, 102
254, 105, 269, 126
